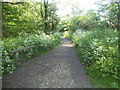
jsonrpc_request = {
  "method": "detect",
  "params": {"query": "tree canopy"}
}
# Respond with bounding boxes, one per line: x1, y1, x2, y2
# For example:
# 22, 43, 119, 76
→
59, 0, 120, 32
2, 1, 60, 38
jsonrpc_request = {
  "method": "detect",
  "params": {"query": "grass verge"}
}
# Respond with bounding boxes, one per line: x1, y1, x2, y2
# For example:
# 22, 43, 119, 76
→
76, 47, 119, 88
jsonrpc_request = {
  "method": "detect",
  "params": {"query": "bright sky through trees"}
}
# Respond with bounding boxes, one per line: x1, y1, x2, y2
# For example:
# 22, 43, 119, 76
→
2, 0, 99, 19
2, 0, 118, 20
56, 0, 99, 19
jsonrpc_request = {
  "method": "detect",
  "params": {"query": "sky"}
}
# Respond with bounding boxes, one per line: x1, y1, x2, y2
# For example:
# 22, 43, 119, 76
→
3, 0, 100, 19
3, 0, 115, 20
55, 0, 117, 20
55, 0, 99, 19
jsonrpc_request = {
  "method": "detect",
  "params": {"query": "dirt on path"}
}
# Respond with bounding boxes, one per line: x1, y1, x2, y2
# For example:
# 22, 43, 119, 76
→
2, 38, 92, 88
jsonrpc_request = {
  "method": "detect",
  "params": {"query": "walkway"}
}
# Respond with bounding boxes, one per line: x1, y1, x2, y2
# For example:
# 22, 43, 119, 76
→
2, 38, 92, 88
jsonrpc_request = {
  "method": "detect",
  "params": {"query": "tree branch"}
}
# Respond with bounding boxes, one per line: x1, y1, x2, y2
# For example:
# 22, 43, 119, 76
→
2, 2, 24, 5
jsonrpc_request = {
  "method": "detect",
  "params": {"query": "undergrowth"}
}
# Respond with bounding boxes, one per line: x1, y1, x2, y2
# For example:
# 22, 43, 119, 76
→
2, 32, 61, 75
72, 29, 119, 88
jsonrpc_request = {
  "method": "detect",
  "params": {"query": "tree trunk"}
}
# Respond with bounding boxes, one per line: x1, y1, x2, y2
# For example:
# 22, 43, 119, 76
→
117, 1, 120, 31
44, 0, 48, 33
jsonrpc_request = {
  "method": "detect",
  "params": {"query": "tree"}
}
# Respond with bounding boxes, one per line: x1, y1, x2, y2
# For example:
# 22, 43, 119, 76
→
2, 1, 60, 38
96, 0, 119, 29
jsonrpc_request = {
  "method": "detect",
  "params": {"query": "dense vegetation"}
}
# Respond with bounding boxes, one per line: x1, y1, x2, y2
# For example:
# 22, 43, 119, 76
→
59, 1, 119, 32
2, 1, 61, 74
62, 1, 119, 88
71, 29, 119, 88
2, 32, 60, 74
2, 1, 60, 38
1, 0, 120, 88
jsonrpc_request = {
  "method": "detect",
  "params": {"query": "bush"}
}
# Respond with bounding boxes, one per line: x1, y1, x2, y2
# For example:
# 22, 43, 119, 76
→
2, 32, 60, 74
72, 29, 119, 79
63, 31, 72, 39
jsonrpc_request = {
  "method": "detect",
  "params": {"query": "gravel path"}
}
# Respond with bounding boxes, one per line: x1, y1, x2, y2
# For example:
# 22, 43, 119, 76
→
2, 38, 92, 88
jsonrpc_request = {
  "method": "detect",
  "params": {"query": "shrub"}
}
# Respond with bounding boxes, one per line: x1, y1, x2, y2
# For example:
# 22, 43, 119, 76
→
2, 32, 60, 74
72, 29, 119, 79
63, 31, 72, 39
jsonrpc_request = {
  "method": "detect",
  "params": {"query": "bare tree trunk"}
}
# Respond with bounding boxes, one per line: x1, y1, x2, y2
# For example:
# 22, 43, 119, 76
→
40, 2, 43, 18
117, 1, 120, 31
44, 0, 48, 33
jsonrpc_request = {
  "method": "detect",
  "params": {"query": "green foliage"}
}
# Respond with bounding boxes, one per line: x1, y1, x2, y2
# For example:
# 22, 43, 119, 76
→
59, 10, 100, 32
2, 2, 60, 38
72, 29, 119, 87
86, 68, 119, 88
63, 31, 72, 39
97, 1, 119, 29
2, 32, 60, 74
2, 1, 60, 75
60, 0, 119, 32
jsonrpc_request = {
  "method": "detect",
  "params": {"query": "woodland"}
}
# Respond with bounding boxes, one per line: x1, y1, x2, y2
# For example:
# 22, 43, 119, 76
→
1, 0, 120, 88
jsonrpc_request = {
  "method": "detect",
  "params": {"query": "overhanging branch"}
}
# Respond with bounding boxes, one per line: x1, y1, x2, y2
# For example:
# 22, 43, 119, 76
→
2, 2, 24, 4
